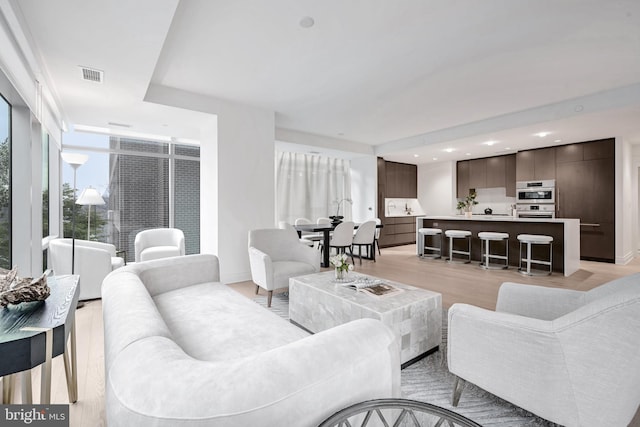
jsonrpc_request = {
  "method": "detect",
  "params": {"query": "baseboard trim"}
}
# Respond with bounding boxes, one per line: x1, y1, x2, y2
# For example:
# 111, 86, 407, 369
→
616, 251, 636, 265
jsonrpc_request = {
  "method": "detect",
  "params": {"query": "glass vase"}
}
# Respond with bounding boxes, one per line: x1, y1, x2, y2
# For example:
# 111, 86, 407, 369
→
335, 267, 345, 281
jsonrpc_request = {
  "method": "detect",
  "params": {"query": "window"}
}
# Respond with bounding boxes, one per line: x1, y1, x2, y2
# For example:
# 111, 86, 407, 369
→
42, 132, 49, 238
62, 131, 200, 259
0, 94, 10, 269
276, 151, 352, 225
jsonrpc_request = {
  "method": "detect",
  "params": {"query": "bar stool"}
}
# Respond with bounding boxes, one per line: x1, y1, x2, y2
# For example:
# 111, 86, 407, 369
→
417, 228, 442, 259
518, 234, 553, 276
444, 230, 472, 263
478, 232, 509, 269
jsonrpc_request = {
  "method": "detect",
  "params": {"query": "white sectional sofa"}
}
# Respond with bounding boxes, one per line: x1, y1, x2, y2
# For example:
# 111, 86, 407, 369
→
102, 254, 400, 427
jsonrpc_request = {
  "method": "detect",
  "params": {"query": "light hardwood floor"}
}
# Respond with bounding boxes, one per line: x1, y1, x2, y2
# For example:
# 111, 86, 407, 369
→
4, 244, 638, 427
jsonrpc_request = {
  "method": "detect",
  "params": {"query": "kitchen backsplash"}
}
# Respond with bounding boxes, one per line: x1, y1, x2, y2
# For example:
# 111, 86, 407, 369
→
385, 198, 426, 217
465, 188, 516, 215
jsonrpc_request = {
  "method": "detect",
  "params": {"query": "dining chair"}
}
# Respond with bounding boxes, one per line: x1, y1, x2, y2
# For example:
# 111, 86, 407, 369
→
317, 217, 331, 224
374, 217, 382, 256
351, 220, 377, 265
294, 217, 323, 246
278, 221, 314, 247
327, 221, 355, 264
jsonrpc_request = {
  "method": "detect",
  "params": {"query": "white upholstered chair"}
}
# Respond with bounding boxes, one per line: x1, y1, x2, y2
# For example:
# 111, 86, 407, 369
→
448, 274, 640, 427
248, 228, 320, 307
134, 228, 185, 262
48, 238, 124, 300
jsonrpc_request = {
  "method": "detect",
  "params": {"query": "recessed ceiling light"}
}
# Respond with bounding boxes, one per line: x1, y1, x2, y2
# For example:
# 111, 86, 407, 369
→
107, 121, 131, 128
413, 154, 419, 158
483, 140, 498, 146
465, 153, 471, 156
443, 148, 455, 153
505, 147, 511, 150
299, 16, 315, 28
554, 139, 562, 143
432, 157, 438, 161
535, 132, 550, 138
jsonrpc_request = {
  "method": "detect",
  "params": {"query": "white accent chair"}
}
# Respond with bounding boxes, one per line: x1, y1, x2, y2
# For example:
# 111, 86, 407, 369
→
248, 228, 320, 307
134, 228, 185, 262
48, 238, 124, 300
448, 274, 640, 427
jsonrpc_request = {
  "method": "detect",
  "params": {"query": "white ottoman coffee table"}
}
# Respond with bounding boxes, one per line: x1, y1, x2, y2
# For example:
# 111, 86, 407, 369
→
289, 271, 442, 367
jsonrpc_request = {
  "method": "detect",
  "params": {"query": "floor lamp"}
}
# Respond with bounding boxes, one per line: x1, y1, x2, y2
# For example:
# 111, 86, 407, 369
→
76, 187, 105, 240
61, 153, 88, 275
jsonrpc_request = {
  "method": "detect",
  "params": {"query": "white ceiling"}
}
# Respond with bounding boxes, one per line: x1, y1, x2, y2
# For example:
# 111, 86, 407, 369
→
12, 0, 640, 164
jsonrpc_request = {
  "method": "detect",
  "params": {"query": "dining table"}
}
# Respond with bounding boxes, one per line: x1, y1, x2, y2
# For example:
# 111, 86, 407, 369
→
294, 222, 383, 268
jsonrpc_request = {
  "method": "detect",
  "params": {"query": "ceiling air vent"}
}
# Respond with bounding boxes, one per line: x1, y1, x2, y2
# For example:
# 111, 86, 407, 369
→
79, 66, 104, 83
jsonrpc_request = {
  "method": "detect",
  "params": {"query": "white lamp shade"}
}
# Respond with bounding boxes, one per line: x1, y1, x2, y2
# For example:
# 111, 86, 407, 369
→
77, 187, 105, 206
61, 152, 89, 167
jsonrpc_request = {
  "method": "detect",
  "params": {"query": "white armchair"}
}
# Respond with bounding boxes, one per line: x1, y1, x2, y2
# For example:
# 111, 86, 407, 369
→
448, 274, 640, 427
48, 238, 125, 300
134, 228, 185, 262
248, 228, 320, 307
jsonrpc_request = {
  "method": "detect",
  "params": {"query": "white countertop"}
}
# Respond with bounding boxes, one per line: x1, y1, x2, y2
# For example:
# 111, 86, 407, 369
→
418, 215, 580, 224
386, 213, 426, 218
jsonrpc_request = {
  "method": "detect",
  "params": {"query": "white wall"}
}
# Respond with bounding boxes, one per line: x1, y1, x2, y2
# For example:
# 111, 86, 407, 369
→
200, 103, 275, 283
417, 161, 456, 215
616, 137, 637, 264
350, 155, 377, 222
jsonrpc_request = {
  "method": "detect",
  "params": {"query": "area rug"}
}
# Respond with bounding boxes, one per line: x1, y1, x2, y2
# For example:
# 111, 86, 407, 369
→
254, 293, 560, 427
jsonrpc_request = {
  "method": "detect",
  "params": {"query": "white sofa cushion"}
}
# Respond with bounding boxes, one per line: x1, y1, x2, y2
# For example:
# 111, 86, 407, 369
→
140, 246, 182, 262
153, 282, 309, 361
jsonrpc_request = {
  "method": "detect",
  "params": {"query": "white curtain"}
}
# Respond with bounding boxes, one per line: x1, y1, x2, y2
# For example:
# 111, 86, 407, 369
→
276, 151, 352, 225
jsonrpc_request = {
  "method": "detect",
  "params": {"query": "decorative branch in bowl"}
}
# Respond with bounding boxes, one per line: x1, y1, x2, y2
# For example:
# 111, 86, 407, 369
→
0, 266, 50, 307
456, 192, 478, 218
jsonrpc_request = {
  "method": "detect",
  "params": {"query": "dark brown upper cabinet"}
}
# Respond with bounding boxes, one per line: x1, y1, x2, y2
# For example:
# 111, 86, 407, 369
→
505, 154, 516, 196
456, 160, 470, 198
382, 160, 417, 199
468, 158, 487, 189
457, 154, 515, 197
486, 155, 506, 188
516, 147, 556, 181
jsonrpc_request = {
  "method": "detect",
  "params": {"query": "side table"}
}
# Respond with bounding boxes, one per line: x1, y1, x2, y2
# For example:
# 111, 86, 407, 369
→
0, 274, 79, 404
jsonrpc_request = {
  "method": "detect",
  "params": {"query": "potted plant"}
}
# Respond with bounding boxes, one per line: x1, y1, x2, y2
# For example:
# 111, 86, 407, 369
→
456, 192, 478, 218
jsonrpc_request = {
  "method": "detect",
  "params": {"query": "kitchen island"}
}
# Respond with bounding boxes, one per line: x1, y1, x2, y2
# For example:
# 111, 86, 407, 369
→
416, 215, 580, 276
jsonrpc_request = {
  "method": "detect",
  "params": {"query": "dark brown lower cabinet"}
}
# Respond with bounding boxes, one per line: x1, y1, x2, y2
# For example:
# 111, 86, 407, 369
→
580, 222, 615, 263
379, 216, 417, 247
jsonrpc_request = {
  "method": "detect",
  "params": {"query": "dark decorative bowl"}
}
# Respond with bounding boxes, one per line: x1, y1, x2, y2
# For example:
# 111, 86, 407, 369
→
329, 216, 343, 225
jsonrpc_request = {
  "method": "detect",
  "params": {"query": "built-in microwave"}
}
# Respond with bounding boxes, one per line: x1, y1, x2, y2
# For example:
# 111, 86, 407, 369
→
516, 180, 555, 204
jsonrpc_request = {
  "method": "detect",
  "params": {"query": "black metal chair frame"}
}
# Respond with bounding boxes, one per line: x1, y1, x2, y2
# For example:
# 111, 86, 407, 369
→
318, 398, 482, 427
